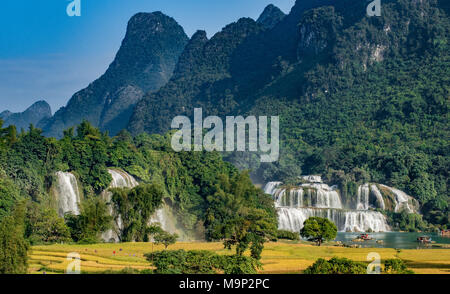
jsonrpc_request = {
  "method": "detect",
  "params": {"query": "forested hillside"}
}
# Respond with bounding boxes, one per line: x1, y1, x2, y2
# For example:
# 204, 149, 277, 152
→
128, 0, 449, 227
0, 121, 276, 244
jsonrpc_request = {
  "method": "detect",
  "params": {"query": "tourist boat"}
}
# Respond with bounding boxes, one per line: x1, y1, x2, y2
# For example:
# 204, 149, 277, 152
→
359, 233, 373, 241
352, 233, 373, 242
417, 236, 432, 243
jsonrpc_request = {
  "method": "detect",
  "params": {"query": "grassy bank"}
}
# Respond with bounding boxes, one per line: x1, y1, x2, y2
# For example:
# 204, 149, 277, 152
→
29, 241, 450, 274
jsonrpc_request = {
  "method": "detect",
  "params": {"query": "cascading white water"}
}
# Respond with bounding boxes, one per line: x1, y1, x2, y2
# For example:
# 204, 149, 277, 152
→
370, 184, 385, 210
264, 181, 282, 195
149, 206, 172, 231
109, 169, 139, 188
277, 208, 390, 233
267, 182, 342, 209
356, 183, 370, 210
380, 185, 415, 213
55, 171, 81, 217
301, 175, 323, 183
265, 178, 391, 233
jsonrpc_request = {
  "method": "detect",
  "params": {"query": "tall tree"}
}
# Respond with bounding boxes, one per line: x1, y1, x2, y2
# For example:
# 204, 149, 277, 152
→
206, 172, 277, 259
300, 217, 337, 246
111, 184, 163, 242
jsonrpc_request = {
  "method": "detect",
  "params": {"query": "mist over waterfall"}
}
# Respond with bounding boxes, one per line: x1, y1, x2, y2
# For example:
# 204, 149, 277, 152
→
264, 177, 393, 233
54, 172, 81, 217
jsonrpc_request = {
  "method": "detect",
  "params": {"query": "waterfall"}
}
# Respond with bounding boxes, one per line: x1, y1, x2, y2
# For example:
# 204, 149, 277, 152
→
370, 184, 385, 210
301, 175, 323, 183
307, 183, 342, 209
264, 181, 282, 195
149, 206, 172, 232
266, 182, 342, 209
356, 183, 370, 210
380, 185, 415, 213
109, 169, 139, 188
266, 177, 391, 233
277, 208, 389, 233
54, 172, 81, 217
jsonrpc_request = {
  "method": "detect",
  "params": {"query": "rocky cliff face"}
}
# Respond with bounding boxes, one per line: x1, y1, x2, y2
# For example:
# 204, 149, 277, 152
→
256, 4, 286, 29
0, 100, 51, 131
128, 17, 263, 134
41, 12, 189, 138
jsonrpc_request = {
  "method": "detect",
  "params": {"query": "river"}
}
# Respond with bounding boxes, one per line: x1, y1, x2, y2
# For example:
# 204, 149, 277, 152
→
333, 232, 450, 249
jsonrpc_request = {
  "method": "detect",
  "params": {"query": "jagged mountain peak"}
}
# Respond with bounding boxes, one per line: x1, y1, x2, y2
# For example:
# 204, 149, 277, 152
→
126, 11, 183, 37
191, 30, 208, 41
42, 11, 189, 138
0, 100, 52, 131
172, 30, 209, 79
257, 4, 286, 29
28, 100, 51, 112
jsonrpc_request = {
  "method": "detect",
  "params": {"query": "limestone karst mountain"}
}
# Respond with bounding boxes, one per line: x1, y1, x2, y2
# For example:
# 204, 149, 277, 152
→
0, 100, 51, 131
41, 12, 189, 138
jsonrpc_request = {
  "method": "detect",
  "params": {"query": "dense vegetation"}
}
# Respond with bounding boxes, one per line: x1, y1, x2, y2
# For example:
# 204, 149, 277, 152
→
145, 250, 260, 274
110, 184, 164, 242
304, 257, 367, 274
304, 257, 414, 274
0, 202, 29, 274
127, 0, 449, 229
205, 172, 277, 259
300, 217, 338, 246
0, 120, 276, 248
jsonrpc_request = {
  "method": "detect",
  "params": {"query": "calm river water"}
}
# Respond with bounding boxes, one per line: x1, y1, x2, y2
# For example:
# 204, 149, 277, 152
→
333, 232, 450, 249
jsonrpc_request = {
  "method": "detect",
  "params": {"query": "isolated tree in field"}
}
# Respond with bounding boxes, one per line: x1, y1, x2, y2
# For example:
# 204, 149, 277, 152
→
300, 217, 337, 246
154, 231, 178, 249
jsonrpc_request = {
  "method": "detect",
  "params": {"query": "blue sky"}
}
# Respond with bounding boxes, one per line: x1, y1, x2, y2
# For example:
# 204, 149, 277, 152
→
0, 0, 295, 113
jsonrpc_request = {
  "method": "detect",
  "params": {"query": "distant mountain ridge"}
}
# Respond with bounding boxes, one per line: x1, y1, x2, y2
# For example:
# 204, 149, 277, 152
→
0, 100, 51, 131
41, 11, 189, 138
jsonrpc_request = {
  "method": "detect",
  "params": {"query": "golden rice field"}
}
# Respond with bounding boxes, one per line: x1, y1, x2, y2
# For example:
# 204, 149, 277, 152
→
29, 241, 450, 274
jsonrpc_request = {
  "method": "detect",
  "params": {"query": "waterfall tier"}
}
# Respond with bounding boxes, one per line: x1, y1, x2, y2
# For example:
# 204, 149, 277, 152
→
54, 172, 81, 217
264, 178, 397, 233
270, 184, 342, 209
379, 184, 418, 213
108, 169, 139, 188
278, 207, 390, 233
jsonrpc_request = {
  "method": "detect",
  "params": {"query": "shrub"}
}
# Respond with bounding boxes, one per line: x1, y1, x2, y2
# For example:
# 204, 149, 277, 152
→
144, 250, 260, 274
384, 259, 414, 274
303, 257, 366, 274
276, 230, 300, 241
